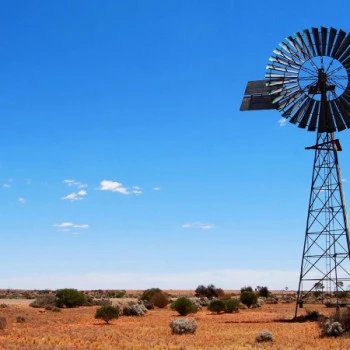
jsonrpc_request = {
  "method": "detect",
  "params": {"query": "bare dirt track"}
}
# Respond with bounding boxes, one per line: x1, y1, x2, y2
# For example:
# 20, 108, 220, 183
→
1, 300, 350, 349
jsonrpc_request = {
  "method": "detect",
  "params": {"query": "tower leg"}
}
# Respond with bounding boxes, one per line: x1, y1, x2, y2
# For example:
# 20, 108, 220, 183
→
295, 132, 350, 318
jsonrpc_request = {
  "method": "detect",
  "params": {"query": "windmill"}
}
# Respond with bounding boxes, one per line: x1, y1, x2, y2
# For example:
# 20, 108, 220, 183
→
240, 27, 350, 317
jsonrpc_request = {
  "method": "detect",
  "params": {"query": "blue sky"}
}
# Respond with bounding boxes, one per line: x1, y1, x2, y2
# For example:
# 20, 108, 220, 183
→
1, 0, 350, 290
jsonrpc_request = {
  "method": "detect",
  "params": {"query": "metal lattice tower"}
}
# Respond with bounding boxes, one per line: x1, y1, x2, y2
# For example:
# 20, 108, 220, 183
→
240, 26, 350, 317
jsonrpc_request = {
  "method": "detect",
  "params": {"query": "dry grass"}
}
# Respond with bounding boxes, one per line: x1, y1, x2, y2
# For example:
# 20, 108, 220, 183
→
0, 300, 350, 349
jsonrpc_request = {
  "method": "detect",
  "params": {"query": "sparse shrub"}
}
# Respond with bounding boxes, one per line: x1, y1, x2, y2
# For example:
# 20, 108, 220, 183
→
170, 318, 197, 335
140, 288, 162, 302
0, 303, 8, 308
30, 294, 57, 308
91, 299, 112, 306
95, 305, 120, 324
140, 299, 154, 310
172, 297, 198, 316
223, 299, 240, 313
16, 316, 25, 323
0, 317, 7, 330
56, 289, 86, 308
240, 291, 258, 308
320, 319, 344, 337
151, 292, 169, 308
123, 303, 147, 316
208, 299, 225, 314
199, 297, 210, 306
256, 330, 274, 342
189, 298, 202, 310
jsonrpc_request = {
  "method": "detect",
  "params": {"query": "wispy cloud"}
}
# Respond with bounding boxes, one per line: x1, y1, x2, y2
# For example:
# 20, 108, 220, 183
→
98, 180, 141, 195
63, 179, 87, 188
53, 222, 89, 234
3, 183, 11, 188
132, 186, 142, 195
62, 190, 87, 201
18, 198, 25, 204
182, 222, 215, 230
153, 186, 161, 191
278, 117, 287, 127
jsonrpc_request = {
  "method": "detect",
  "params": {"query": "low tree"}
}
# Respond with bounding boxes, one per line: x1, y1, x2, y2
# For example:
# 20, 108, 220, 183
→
208, 299, 225, 314
257, 286, 270, 298
95, 305, 120, 324
240, 291, 258, 308
151, 292, 169, 308
241, 286, 253, 293
140, 288, 162, 302
56, 289, 86, 308
223, 299, 240, 313
172, 297, 197, 316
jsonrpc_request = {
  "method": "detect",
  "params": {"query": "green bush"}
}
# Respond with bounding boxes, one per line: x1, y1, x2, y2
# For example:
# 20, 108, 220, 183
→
208, 299, 225, 314
240, 291, 258, 308
140, 288, 162, 301
151, 292, 169, 308
172, 297, 198, 316
56, 289, 86, 308
95, 305, 120, 324
223, 299, 240, 313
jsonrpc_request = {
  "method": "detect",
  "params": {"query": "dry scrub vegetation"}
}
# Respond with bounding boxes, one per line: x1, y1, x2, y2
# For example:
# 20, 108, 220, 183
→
1, 297, 350, 349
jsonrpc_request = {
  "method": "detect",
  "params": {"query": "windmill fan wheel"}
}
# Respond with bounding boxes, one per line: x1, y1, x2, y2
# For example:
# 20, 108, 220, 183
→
266, 26, 350, 133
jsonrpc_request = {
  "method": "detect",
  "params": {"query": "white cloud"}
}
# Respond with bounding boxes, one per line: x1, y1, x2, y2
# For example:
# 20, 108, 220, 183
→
153, 187, 161, 191
182, 222, 215, 230
0, 269, 300, 290
278, 117, 287, 127
98, 180, 130, 195
132, 186, 142, 195
3, 184, 11, 188
18, 198, 25, 204
342, 178, 347, 182
62, 190, 87, 201
53, 222, 89, 230
63, 179, 87, 188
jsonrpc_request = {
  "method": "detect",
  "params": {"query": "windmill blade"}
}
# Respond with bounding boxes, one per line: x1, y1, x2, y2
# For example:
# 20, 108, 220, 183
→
282, 95, 308, 118
303, 29, 316, 57
334, 33, 350, 60
295, 32, 312, 59
307, 100, 319, 131
289, 98, 311, 124
287, 36, 308, 60
269, 55, 301, 69
312, 27, 321, 56
335, 97, 350, 127
331, 29, 346, 58
299, 101, 318, 128
327, 27, 337, 56
320, 27, 328, 56
318, 101, 336, 133
330, 101, 347, 131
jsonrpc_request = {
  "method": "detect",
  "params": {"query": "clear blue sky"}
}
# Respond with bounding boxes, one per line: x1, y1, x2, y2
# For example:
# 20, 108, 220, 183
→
1, 0, 350, 290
